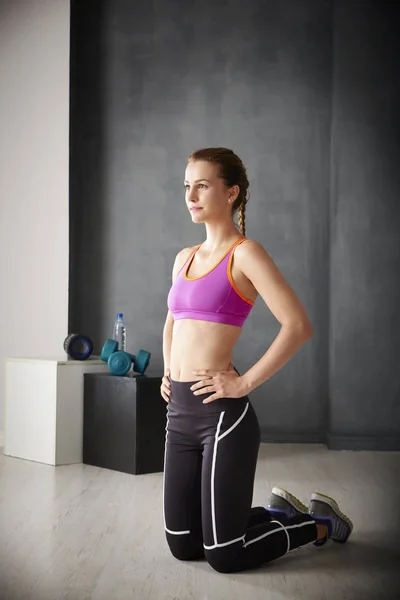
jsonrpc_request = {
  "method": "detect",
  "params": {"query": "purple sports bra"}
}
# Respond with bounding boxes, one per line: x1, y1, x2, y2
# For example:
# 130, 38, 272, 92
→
167, 237, 254, 327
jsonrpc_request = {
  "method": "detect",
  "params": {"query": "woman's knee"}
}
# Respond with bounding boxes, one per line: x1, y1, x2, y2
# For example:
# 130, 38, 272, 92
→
204, 548, 239, 574
166, 534, 204, 562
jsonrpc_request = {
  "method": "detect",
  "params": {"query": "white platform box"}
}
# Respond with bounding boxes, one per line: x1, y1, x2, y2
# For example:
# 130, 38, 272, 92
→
4, 356, 109, 465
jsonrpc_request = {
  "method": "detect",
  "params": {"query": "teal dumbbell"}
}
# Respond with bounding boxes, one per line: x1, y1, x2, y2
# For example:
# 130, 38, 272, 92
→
100, 339, 119, 362
131, 349, 151, 374
108, 351, 133, 376
100, 339, 151, 376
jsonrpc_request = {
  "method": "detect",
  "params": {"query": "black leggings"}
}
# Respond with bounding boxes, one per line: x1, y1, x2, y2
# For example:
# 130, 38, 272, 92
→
163, 378, 318, 573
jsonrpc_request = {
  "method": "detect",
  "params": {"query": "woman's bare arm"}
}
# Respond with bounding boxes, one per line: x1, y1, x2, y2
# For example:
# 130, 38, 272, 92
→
162, 246, 196, 375
235, 240, 313, 394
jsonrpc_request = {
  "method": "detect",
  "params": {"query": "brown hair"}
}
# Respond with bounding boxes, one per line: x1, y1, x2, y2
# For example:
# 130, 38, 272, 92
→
188, 147, 249, 236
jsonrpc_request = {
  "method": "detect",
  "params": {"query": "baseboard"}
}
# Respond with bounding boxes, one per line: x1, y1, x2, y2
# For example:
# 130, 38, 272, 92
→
327, 432, 400, 451
260, 430, 400, 451
260, 430, 326, 444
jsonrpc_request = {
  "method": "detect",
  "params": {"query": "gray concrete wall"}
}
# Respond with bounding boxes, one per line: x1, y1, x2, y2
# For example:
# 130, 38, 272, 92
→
69, 0, 400, 449
329, 1, 400, 450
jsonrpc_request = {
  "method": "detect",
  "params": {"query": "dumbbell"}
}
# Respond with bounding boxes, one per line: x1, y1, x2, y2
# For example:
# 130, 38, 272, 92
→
130, 349, 151, 374
100, 339, 151, 376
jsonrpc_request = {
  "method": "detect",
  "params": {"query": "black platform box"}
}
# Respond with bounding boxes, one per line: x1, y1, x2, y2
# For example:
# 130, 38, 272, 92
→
83, 372, 165, 475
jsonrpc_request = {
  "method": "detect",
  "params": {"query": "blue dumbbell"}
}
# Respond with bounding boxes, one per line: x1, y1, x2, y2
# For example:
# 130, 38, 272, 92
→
131, 349, 151, 374
108, 351, 133, 376
101, 339, 151, 376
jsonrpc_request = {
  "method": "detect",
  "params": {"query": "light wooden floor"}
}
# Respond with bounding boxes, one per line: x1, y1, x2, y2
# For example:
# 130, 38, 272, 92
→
1, 443, 399, 600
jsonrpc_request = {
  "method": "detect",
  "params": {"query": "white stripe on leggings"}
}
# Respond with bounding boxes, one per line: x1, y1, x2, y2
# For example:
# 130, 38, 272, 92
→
165, 527, 190, 535
211, 411, 225, 545
204, 521, 316, 552
217, 402, 249, 440
210, 402, 250, 546
204, 535, 245, 550
162, 411, 168, 531
163, 410, 191, 536
271, 520, 290, 554
243, 519, 316, 552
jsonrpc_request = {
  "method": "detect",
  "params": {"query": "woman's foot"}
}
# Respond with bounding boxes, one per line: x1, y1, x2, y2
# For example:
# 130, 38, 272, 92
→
308, 492, 353, 545
267, 487, 326, 545
267, 486, 309, 519
267, 487, 352, 547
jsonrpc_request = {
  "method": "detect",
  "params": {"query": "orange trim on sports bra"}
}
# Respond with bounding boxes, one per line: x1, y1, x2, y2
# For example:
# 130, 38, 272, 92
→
227, 239, 255, 306
176, 245, 201, 277
184, 237, 246, 281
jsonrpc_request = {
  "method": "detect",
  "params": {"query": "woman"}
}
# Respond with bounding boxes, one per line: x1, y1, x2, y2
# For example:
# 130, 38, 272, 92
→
160, 147, 352, 574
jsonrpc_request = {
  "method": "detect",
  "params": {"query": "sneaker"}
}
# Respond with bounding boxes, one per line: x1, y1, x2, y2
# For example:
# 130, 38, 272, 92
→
267, 486, 308, 520
308, 492, 353, 545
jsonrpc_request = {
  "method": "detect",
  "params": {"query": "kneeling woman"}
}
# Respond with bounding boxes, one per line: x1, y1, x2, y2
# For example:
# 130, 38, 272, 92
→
160, 147, 352, 574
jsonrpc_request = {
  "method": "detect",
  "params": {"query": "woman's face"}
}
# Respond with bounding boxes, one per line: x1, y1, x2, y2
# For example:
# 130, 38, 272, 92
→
184, 160, 236, 224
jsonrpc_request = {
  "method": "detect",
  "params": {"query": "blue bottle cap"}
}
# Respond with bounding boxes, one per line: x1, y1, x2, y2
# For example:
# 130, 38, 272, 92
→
117, 313, 123, 319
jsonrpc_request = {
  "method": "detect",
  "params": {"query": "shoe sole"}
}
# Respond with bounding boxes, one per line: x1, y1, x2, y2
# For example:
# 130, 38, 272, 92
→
310, 492, 353, 542
271, 486, 308, 514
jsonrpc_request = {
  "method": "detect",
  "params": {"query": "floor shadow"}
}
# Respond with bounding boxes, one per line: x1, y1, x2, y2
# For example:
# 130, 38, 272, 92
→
188, 533, 400, 600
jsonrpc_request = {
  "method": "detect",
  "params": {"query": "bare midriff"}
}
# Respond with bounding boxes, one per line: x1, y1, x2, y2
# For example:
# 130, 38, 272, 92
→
169, 319, 242, 382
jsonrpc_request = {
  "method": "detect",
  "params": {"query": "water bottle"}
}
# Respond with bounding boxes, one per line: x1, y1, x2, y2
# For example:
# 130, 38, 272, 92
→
113, 313, 127, 352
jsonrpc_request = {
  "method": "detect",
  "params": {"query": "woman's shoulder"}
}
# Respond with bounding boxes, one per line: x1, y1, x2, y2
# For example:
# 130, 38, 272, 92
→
235, 238, 281, 283
172, 245, 199, 280
237, 237, 267, 255
234, 237, 274, 267
176, 244, 199, 263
